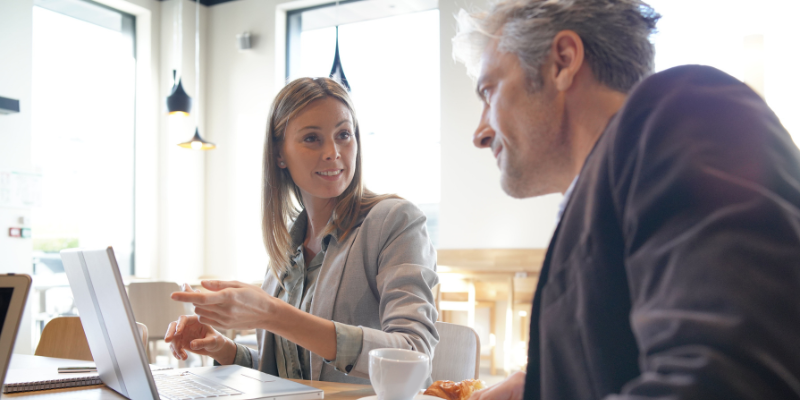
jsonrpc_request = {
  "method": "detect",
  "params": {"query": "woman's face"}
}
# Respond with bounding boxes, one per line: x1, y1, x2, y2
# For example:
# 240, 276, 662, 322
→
279, 97, 357, 203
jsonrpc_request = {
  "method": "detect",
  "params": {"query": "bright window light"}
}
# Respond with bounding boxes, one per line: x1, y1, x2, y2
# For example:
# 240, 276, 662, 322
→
648, 0, 800, 143
31, 4, 136, 276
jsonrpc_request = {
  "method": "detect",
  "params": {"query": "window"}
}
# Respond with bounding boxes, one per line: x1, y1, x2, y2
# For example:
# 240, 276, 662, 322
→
286, 0, 441, 245
31, 0, 137, 278
648, 0, 800, 143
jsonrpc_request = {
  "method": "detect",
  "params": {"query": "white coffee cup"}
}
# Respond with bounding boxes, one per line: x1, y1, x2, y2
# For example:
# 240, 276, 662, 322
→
369, 349, 430, 400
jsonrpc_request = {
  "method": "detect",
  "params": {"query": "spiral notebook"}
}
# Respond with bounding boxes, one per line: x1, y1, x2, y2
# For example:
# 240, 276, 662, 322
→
2, 368, 101, 393
3, 363, 173, 393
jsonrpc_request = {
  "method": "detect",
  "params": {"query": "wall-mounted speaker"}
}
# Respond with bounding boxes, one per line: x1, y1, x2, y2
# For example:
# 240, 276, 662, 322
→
237, 32, 251, 50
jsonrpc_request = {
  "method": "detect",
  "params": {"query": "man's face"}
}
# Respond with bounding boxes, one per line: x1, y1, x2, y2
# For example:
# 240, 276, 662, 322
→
473, 38, 570, 198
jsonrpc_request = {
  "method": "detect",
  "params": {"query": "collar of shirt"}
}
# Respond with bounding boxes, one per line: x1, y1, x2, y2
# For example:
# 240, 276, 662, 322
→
289, 210, 339, 260
289, 202, 378, 256
555, 175, 579, 225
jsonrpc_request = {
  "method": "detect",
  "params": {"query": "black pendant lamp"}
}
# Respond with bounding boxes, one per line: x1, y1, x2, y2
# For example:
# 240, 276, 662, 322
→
329, 26, 351, 91
177, 0, 215, 151
166, 70, 192, 116
178, 127, 216, 150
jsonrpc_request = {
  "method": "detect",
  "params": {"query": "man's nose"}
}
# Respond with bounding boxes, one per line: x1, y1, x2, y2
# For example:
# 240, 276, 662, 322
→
473, 120, 494, 149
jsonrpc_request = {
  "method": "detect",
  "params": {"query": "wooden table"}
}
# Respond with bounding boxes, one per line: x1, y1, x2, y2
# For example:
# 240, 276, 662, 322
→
4, 355, 375, 400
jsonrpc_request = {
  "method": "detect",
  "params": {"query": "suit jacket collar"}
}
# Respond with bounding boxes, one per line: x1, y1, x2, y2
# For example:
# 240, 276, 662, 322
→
307, 222, 360, 380
524, 113, 617, 399
263, 204, 370, 380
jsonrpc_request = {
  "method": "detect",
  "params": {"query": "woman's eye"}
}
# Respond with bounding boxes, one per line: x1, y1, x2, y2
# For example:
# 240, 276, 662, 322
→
338, 131, 353, 140
303, 135, 317, 143
482, 89, 490, 101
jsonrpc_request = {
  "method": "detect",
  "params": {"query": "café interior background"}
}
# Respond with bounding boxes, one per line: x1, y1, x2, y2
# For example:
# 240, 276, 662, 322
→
1, 0, 798, 381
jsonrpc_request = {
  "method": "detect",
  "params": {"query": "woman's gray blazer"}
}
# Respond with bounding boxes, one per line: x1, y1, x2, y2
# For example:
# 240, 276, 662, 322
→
240, 198, 439, 383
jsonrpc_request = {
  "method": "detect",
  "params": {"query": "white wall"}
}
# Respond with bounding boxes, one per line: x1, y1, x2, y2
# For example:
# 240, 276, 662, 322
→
201, 0, 560, 283
0, 0, 35, 355
204, 0, 278, 282
157, 0, 208, 283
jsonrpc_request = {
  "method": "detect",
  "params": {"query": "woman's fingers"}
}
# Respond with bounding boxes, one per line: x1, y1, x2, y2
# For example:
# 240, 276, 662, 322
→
181, 282, 197, 293
201, 280, 244, 291
170, 340, 187, 361
171, 290, 226, 305
164, 321, 178, 342
190, 336, 219, 351
196, 314, 224, 328
194, 306, 228, 325
176, 314, 192, 334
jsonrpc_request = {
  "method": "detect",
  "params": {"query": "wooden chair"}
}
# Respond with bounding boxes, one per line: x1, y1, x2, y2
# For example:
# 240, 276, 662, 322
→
431, 321, 480, 382
127, 281, 191, 363
35, 316, 148, 361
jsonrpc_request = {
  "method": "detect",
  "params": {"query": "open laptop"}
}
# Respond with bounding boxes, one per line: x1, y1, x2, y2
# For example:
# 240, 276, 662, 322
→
61, 247, 324, 400
0, 273, 32, 389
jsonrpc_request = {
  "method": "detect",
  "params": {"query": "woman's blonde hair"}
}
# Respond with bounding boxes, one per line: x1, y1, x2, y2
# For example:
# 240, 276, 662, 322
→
262, 77, 397, 280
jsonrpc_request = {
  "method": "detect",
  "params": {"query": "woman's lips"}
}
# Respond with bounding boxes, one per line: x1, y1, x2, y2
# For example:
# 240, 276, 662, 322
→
316, 169, 344, 180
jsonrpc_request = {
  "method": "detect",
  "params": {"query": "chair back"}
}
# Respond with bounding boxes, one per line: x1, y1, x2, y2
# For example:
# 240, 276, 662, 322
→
128, 281, 190, 340
35, 316, 148, 361
431, 321, 480, 382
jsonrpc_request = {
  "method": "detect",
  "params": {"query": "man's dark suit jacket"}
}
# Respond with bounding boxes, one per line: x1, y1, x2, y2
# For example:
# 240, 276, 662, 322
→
524, 65, 800, 399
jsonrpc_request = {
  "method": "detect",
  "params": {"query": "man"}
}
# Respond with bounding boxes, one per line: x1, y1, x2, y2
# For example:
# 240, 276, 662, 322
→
453, 0, 800, 399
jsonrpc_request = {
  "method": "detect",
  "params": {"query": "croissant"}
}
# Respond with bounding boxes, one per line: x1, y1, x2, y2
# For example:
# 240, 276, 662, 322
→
424, 379, 486, 400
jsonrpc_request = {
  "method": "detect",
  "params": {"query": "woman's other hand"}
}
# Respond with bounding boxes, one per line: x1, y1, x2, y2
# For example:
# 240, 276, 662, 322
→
164, 314, 236, 364
164, 283, 236, 364
170, 280, 281, 331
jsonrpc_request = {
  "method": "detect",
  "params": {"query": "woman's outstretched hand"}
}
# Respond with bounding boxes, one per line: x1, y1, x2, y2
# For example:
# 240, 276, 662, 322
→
172, 280, 338, 361
170, 280, 280, 331
164, 284, 237, 364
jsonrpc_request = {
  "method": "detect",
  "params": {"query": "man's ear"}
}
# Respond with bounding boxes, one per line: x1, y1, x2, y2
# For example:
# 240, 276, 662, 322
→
550, 30, 585, 92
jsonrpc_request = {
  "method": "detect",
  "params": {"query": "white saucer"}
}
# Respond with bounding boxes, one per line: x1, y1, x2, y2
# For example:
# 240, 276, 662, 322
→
358, 395, 442, 400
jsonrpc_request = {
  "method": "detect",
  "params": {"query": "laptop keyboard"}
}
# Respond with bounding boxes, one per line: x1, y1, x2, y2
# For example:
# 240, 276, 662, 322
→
155, 372, 244, 399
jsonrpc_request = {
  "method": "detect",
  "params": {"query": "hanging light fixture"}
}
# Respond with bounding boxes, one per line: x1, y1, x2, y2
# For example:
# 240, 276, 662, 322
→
167, 70, 192, 116
328, 1, 350, 91
178, 0, 216, 151
167, 0, 191, 116
329, 26, 351, 91
178, 127, 216, 150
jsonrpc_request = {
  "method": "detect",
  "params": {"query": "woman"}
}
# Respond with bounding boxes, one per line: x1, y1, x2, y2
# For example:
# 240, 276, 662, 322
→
164, 77, 439, 384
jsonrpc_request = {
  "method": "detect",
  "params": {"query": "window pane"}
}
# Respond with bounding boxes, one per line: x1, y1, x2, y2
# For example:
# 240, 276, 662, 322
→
31, 4, 136, 276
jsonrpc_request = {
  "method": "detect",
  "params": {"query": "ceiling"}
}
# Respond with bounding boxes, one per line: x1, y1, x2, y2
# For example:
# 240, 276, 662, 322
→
159, 0, 238, 7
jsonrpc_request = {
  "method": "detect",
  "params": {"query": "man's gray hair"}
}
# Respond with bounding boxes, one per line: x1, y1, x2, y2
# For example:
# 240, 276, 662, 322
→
453, 0, 660, 92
